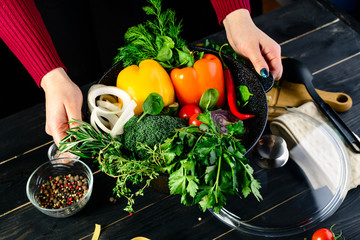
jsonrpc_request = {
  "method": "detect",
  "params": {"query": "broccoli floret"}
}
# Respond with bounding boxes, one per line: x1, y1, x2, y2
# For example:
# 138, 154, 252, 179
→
121, 115, 186, 159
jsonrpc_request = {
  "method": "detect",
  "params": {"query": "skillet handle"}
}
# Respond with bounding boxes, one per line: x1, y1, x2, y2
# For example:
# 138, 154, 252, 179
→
256, 73, 274, 93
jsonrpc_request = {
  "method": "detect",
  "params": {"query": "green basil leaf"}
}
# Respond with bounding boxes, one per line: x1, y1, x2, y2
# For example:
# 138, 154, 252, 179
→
156, 46, 173, 61
155, 35, 175, 49
177, 48, 194, 67
199, 88, 219, 112
238, 85, 253, 104
143, 92, 164, 115
156, 36, 175, 62
137, 93, 164, 122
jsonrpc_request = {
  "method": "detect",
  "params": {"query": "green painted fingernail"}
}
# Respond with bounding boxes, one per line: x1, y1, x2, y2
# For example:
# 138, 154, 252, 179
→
260, 68, 269, 78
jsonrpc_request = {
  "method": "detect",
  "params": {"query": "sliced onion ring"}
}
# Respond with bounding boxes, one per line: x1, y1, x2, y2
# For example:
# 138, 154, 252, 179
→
88, 84, 131, 115
88, 84, 137, 136
97, 100, 122, 114
110, 100, 137, 136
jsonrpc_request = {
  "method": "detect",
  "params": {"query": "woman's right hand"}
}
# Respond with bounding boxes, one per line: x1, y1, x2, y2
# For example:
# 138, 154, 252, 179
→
40, 68, 83, 146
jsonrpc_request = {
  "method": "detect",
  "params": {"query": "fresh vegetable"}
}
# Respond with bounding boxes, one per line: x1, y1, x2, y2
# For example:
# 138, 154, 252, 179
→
113, 0, 193, 70
199, 88, 219, 112
59, 119, 164, 213
170, 54, 225, 107
211, 110, 244, 135
312, 226, 343, 240
189, 113, 203, 126
117, 59, 175, 115
213, 43, 255, 121
137, 93, 164, 122
201, 39, 246, 64
121, 115, 186, 159
59, 0, 263, 216
161, 111, 262, 213
179, 104, 202, 119
87, 84, 137, 136
237, 85, 253, 106
60, 109, 260, 213
224, 67, 254, 120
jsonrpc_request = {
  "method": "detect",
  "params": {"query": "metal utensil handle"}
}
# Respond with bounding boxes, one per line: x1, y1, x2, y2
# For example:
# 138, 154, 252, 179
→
306, 82, 360, 153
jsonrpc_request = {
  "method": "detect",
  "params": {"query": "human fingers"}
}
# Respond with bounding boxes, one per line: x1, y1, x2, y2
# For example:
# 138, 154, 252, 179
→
49, 97, 82, 146
268, 55, 283, 81
244, 42, 271, 79
262, 40, 283, 80
41, 68, 83, 146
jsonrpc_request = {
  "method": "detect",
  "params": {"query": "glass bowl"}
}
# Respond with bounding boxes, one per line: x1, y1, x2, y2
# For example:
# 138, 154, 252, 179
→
48, 143, 80, 160
209, 106, 350, 237
26, 158, 93, 218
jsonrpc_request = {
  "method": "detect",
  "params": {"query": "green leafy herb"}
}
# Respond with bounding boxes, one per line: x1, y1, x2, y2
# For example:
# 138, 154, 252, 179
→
113, 0, 193, 69
59, 120, 167, 213
237, 85, 253, 106
59, 110, 262, 213
138, 92, 164, 122
160, 111, 262, 213
199, 88, 219, 112
202, 39, 246, 64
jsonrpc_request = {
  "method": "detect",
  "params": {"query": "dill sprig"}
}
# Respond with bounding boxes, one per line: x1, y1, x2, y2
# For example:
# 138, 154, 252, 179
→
113, 0, 192, 69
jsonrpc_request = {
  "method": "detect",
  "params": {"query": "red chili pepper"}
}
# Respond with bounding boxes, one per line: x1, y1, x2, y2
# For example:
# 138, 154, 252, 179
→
224, 68, 255, 120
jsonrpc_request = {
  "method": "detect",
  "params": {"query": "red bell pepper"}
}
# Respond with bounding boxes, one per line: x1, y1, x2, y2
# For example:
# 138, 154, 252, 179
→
170, 54, 225, 107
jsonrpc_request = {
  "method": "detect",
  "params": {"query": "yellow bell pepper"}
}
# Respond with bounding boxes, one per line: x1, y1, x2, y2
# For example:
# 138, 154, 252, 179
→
116, 59, 175, 115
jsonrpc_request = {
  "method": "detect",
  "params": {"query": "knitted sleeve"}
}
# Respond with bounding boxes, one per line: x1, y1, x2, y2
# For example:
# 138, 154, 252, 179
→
0, 0, 66, 87
210, 0, 251, 25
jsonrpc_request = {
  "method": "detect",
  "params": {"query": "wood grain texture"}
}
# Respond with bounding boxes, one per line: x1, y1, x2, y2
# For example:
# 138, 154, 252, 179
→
0, 103, 51, 161
280, 20, 360, 73
254, 0, 338, 44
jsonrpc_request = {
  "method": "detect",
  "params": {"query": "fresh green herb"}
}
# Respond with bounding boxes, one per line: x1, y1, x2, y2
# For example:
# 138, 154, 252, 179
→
160, 111, 262, 213
202, 39, 246, 64
60, 110, 262, 213
199, 88, 219, 112
137, 92, 165, 122
113, 0, 193, 69
237, 85, 254, 106
59, 120, 167, 213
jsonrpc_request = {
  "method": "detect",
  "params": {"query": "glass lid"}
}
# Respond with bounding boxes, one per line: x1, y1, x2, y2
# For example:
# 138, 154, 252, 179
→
210, 107, 350, 237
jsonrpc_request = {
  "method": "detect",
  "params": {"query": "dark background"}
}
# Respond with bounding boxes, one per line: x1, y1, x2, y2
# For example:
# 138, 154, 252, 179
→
1, 0, 358, 119
0, 0, 265, 119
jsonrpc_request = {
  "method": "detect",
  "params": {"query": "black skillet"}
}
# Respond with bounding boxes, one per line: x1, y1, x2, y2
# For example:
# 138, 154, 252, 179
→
97, 46, 274, 155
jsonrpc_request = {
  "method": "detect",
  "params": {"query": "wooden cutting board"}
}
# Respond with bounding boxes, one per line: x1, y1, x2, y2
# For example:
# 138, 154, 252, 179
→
267, 80, 353, 120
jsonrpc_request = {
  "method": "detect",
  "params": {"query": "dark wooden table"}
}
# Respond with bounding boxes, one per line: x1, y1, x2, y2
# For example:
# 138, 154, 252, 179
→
1, 0, 360, 239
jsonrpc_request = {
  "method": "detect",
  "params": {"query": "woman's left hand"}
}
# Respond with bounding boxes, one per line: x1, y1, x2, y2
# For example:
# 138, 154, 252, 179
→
223, 9, 283, 80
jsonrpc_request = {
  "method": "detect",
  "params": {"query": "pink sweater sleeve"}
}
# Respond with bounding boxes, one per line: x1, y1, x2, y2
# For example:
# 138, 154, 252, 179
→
0, 0, 65, 87
210, 0, 251, 25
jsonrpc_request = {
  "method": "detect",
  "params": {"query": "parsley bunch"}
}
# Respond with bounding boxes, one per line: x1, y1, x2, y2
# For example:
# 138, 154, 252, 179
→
161, 112, 262, 213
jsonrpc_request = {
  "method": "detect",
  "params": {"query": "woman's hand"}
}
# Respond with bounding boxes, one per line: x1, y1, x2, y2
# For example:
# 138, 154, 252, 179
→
223, 9, 283, 80
41, 68, 83, 146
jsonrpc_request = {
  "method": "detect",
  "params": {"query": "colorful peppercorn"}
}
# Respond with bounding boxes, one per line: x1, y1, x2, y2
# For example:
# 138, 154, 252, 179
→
37, 174, 88, 209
